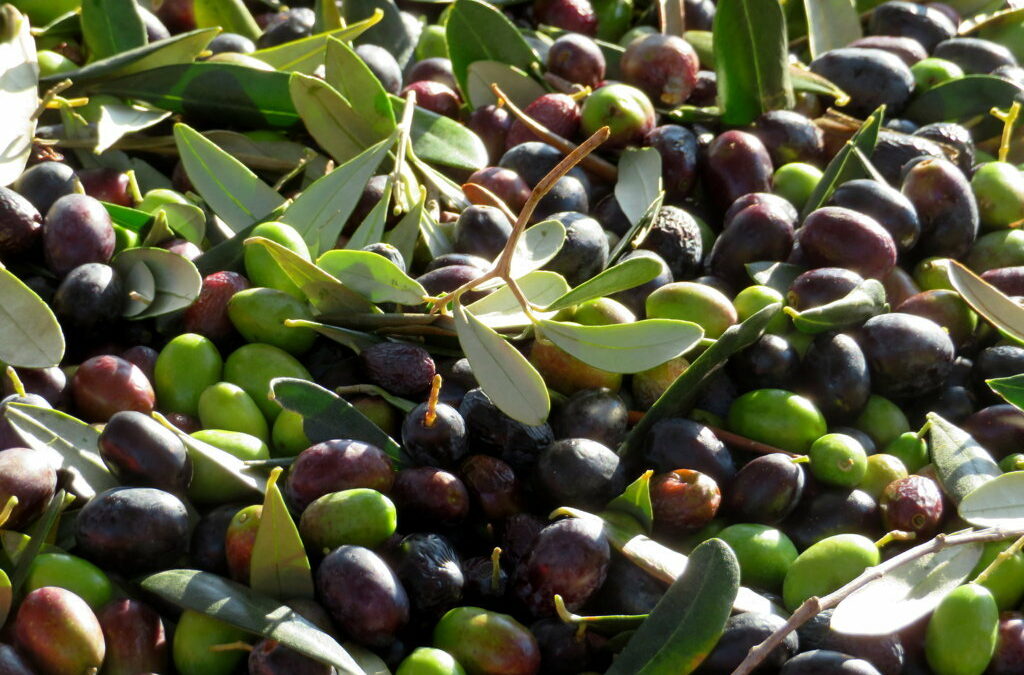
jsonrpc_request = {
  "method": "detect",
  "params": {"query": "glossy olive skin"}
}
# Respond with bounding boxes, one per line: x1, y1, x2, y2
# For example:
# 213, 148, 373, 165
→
536, 438, 625, 509
651, 469, 720, 535
962, 405, 1024, 460
798, 332, 871, 425
0, 447, 56, 530
934, 37, 1018, 74
257, 7, 314, 48
391, 467, 470, 527
988, 611, 1024, 675
895, 289, 978, 349
190, 503, 241, 575
858, 313, 955, 399
74, 487, 190, 575
285, 439, 394, 513
543, 212, 609, 286
901, 157, 979, 260
870, 1, 956, 52
809, 48, 915, 117
728, 454, 806, 524
395, 533, 464, 616
15, 586, 105, 675
506, 93, 580, 149
749, 110, 826, 167
552, 388, 628, 448
0, 185, 42, 259
514, 517, 610, 616
249, 639, 333, 675
707, 202, 795, 288
469, 105, 513, 164
43, 194, 115, 277
459, 388, 554, 473
98, 410, 191, 494
704, 131, 774, 211
788, 267, 865, 311
0, 643, 37, 675
880, 475, 944, 537
848, 36, 927, 66
96, 599, 169, 675
797, 207, 897, 280
620, 33, 699, 107
454, 205, 513, 261
914, 122, 976, 176
361, 342, 436, 398
182, 271, 251, 343
316, 545, 409, 648
466, 167, 531, 214
729, 333, 800, 393
702, 612, 799, 674
644, 418, 737, 487
71, 355, 155, 422
828, 179, 921, 253
781, 650, 882, 675
784, 488, 879, 551
434, 607, 541, 675
14, 161, 77, 215
645, 124, 698, 200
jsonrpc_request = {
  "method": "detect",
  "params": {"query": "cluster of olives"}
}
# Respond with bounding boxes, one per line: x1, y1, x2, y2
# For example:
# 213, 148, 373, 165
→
4, 0, 1024, 674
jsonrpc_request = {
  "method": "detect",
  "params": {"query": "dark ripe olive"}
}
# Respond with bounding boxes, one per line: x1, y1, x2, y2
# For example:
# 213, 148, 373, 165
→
749, 110, 826, 167
284, 439, 394, 513
98, 410, 191, 494
785, 488, 880, 551
13, 161, 76, 215
707, 203, 795, 287
620, 33, 699, 107
546, 33, 605, 89
160, 237, 201, 261
97, 598, 170, 675
981, 266, 1024, 296
797, 207, 897, 280
913, 122, 976, 176
182, 270, 251, 344
505, 93, 580, 150
461, 554, 509, 606
644, 417, 737, 487
0, 643, 38, 675
704, 130, 773, 211
499, 141, 590, 194
531, 618, 593, 675
609, 249, 673, 317
190, 503, 241, 574
316, 545, 409, 647
454, 204, 513, 261
689, 69, 718, 107
354, 44, 401, 95
401, 402, 468, 469
0, 185, 42, 259
876, 132, 947, 186
907, 384, 975, 426
249, 639, 332, 675
401, 80, 461, 119
0, 391, 48, 451
788, 267, 865, 311
417, 264, 488, 303
74, 486, 190, 574
781, 651, 883, 675
814, 613, 906, 675
702, 612, 799, 674
645, 124, 698, 200
121, 345, 158, 383
809, 48, 915, 118
934, 37, 1017, 74
361, 342, 436, 397
723, 192, 799, 228
729, 334, 801, 392
881, 266, 921, 309
594, 552, 667, 615
43, 194, 116, 276
460, 454, 523, 519
497, 512, 544, 569
542, 212, 608, 286
535, 438, 624, 510
848, 36, 928, 66
880, 475, 944, 537
53, 263, 124, 331
896, 289, 978, 349
458, 388, 554, 472
425, 253, 491, 274
466, 167, 531, 214
650, 468, 720, 536
858, 313, 954, 399
590, 193, 632, 237
961, 405, 1024, 460
695, 371, 739, 419
257, 7, 315, 48
0, 447, 56, 530
995, 64, 1024, 86
728, 454, 806, 524
870, 1, 956, 52
974, 345, 1024, 398
207, 32, 257, 54
469, 105, 513, 164
77, 167, 132, 207
638, 205, 702, 280
828, 179, 921, 253
534, 0, 597, 35
514, 517, 610, 616
395, 533, 463, 616
71, 354, 155, 422
533, 175, 589, 222
988, 611, 1024, 675
552, 388, 628, 448
391, 467, 469, 527
901, 157, 979, 260
408, 58, 457, 93
2, 366, 66, 408
798, 333, 872, 425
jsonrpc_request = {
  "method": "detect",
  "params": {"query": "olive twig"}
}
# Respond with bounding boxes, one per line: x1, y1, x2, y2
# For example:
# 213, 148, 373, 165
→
972, 532, 1024, 585
732, 525, 1024, 675
705, 425, 801, 458
461, 182, 519, 224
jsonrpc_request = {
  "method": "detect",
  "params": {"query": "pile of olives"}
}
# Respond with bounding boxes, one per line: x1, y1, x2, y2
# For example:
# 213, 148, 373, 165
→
3, 0, 1024, 673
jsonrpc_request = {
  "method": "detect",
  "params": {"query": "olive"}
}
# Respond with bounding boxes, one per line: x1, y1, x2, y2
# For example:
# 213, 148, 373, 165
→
514, 517, 609, 616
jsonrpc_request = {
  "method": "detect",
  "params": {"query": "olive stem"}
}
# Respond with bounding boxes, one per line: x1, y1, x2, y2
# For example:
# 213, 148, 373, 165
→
5, 366, 26, 398
972, 533, 1024, 585
31, 79, 72, 121
490, 546, 503, 592
490, 83, 619, 183
390, 90, 418, 213
732, 525, 1024, 675
0, 496, 19, 529
424, 374, 442, 427
209, 641, 254, 653
461, 182, 519, 224
915, 420, 932, 441
705, 425, 801, 458
991, 100, 1021, 164
789, 455, 810, 464
272, 148, 319, 192
873, 530, 915, 550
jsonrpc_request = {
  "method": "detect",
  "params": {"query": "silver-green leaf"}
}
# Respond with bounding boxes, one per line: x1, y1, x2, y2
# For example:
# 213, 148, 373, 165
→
538, 319, 704, 374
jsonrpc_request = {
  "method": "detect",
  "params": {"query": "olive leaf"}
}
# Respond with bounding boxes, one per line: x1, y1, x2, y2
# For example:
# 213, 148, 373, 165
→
194, 222, 260, 276
270, 377, 407, 465
111, 247, 203, 320
615, 148, 663, 229
280, 134, 393, 255
928, 412, 1001, 506
803, 0, 862, 58
251, 14, 384, 73
829, 541, 984, 636
0, 6, 37, 187
317, 249, 428, 306
389, 94, 489, 171
104, 202, 152, 233
324, 37, 397, 139
537, 319, 704, 374
290, 74, 384, 166
250, 468, 315, 601
5, 404, 117, 500
80, 0, 146, 61
0, 267, 65, 368
345, 183, 393, 252
454, 303, 550, 426
122, 262, 155, 316
713, 0, 794, 125
608, 192, 665, 265
9, 490, 70, 598
987, 374, 1024, 410
0, 568, 11, 629
785, 279, 887, 334
618, 303, 781, 460
543, 257, 663, 313
466, 61, 547, 109
414, 195, 455, 257
282, 320, 382, 354
193, 0, 261, 41
746, 261, 805, 295
959, 472, 1024, 527
606, 470, 654, 534
174, 123, 285, 234
94, 102, 171, 155
904, 75, 1024, 135
343, 0, 417, 68
140, 569, 365, 675
314, 0, 345, 32
466, 271, 570, 329
802, 105, 885, 218
507, 219, 566, 279
949, 259, 1024, 346
606, 539, 740, 675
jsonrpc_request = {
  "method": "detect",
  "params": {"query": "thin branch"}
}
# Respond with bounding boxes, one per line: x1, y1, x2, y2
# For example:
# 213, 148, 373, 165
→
731, 525, 1024, 675
462, 182, 519, 224
707, 425, 801, 458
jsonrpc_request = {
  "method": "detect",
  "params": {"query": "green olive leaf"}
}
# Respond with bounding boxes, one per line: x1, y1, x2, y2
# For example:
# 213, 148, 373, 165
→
0, 267, 65, 368
959, 471, 1024, 527
928, 412, 1001, 506
746, 261, 806, 295
829, 542, 984, 635
159, 202, 206, 246
949, 259, 1024, 346
282, 320, 383, 354
140, 569, 364, 675
314, 0, 346, 32
250, 468, 315, 601
508, 219, 566, 279
537, 319, 704, 374
606, 470, 654, 534
103, 202, 152, 233
987, 373, 1024, 410
466, 271, 570, 329
785, 279, 887, 334
111, 247, 202, 319
543, 256, 663, 313
713, 0, 794, 125
193, 0, 260, 41
466, 60, 546, 109
342, 0, 417, 68
0, 6, 37, 187
9, 490, 70, 598
4, 404, 117, 500
454, 303, 550, 425
324, 37, 397, 138
270, 377, 407, 465
174, 123, 285, 234
289, 69, 386, 166
608, 192, 665, 266
801, 105, 885, 219
92, 101, 171, 155
280, 134, 393, 255
390, 94, 489, 171
904, 75, 1024, 137
446, 0, 541, 101
615, 148, 663, 229
606, 539, 740, 675
122, 261, 156, 316
618, 303, 781, 460
317, 249, 428, 306
252, 13, 383, 73
0, 568, 11, 629
345, 181, 393, 252
81, 0, 146, 61
803, 0, 862, 59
